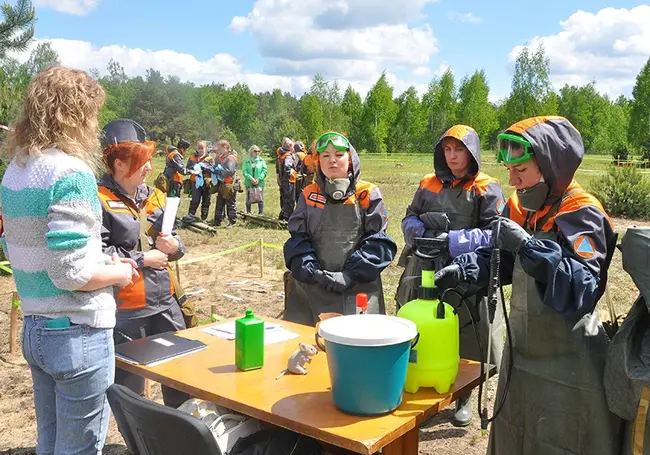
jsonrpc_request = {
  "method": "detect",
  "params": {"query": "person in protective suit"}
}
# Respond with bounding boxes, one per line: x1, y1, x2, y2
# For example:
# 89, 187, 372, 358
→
99, 119, 196, 408
186, 140, 214, 221
293, 141, 307, 203
283, 131, 397, 326
162, 138, 190, 197
397, 124, 506, 427
435, 116, 621, 455
302, 140, 317, 187
213, 139, 239, 227
276, 137, 298, 221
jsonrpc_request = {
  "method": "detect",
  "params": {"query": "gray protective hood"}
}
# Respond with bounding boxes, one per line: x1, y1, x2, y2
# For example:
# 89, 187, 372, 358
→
433, 125, 481, 182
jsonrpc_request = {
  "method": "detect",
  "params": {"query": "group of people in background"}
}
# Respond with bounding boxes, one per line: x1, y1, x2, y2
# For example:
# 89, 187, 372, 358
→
160, 133, 318, 226
0, 63, 638, 455
160, 138, 243, 227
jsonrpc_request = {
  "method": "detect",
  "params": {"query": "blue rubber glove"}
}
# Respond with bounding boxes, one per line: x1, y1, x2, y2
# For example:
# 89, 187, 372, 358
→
402, 216, 426, 245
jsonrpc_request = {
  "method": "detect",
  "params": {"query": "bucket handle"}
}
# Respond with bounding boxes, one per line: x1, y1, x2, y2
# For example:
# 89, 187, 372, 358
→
411, 332, 420, 349
315, 332, 327, 352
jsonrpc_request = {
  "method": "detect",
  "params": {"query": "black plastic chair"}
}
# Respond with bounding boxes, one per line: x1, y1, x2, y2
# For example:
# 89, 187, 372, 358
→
106, 383, 223, 455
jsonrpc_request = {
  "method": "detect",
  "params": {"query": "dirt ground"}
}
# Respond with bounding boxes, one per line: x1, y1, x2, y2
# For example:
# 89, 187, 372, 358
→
0, 216, 646, 455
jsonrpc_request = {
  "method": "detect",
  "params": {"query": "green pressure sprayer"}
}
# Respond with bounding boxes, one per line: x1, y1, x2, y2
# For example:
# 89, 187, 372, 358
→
397, 237, 460, 394
397, 225, 514, 435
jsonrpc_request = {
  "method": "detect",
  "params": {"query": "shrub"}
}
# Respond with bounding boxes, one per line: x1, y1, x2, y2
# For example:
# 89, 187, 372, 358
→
591, 165, 650, 219
612, 144, 631, 162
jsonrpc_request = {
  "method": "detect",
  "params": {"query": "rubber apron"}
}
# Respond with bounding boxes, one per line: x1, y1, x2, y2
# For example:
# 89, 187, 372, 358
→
604, 227, 650, 454
396, 183, 505, 369
487, 230, 621, 455
284, 200, 385, 327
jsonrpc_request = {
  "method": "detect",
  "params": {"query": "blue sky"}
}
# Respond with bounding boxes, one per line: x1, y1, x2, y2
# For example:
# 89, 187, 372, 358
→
22, 0, 650, 100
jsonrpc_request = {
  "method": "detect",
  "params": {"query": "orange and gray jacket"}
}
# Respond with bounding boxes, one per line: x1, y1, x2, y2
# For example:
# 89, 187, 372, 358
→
454, 116, 617, 317
163, 148, 188, 184
98, 175, 185, 319
186, 152, 213, 185
276, 147, 298, 183
402, 125, 505, 257
217, 152, 238, 184
284, 144, 397, 284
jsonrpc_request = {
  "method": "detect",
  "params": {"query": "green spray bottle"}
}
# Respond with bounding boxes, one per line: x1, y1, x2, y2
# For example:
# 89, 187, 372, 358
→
235, 309, 264, 371
397, 237, 460, 394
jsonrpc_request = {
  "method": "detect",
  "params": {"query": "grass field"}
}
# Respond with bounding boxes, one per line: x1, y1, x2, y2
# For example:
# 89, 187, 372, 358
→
0, 151, 646, 455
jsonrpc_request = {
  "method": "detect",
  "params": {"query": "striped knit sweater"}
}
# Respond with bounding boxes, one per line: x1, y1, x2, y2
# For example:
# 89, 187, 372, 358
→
1, 148, 116, 328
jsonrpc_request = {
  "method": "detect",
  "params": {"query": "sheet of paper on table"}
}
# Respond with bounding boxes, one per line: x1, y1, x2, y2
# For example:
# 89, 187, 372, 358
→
201, 321, 299, 345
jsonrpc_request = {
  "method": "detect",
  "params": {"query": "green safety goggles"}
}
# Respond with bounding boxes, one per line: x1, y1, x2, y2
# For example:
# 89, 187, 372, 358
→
315, 132, 350, 153
496, 133, 534, 165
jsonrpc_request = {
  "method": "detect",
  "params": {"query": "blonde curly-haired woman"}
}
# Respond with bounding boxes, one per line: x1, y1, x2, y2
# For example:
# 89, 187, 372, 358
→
0, 66, 137, 455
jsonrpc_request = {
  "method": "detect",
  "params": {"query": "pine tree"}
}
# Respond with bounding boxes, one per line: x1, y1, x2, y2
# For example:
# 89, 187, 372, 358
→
0, 0, 36, 59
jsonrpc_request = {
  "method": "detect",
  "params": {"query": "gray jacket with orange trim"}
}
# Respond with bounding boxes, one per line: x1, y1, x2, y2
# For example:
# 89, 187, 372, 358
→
283, 145, 397, 284
454, 116, 617, 317
98, 175, 185, 320
402, 125, 505, 257
164, 149, 188, 183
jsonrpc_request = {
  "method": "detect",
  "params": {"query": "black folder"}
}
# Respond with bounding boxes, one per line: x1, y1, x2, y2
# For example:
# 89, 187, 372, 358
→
115, 331, 207, 366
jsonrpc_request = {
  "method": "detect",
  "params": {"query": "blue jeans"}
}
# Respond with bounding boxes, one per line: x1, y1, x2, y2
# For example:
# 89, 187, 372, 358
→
22, 315, 115, 455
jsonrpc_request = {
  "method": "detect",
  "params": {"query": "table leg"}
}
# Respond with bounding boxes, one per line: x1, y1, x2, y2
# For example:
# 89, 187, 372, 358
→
382, 425, 418, 455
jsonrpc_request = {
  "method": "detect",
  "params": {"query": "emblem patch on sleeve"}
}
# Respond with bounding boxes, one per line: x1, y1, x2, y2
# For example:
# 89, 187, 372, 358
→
496, 200, 506, 214
573, 235, 596, 259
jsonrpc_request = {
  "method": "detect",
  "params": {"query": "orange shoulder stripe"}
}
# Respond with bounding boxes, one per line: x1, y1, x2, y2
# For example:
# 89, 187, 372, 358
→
420, 173, 443, 193
348, 180, 375, 209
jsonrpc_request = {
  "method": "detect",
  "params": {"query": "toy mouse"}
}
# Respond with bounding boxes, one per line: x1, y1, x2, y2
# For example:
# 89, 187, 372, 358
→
275, 342, 318, 379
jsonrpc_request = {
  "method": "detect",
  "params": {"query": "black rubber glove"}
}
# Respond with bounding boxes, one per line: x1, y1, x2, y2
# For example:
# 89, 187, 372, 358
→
320, 271, 354, 293
419, 212, 450, 232
492, 217, 531, 254
434, 264, 465, 292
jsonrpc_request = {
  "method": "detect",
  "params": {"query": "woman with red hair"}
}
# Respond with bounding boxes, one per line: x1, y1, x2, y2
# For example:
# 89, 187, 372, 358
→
98, 119, 192, 408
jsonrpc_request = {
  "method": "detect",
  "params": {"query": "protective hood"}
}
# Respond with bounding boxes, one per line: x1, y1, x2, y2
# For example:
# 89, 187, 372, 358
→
314, 144, 361, 199
506, 116, 584, 199
434, 125, 480, 182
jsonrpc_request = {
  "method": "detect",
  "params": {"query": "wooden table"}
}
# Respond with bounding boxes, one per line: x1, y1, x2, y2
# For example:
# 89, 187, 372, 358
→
116, 318, 490, 455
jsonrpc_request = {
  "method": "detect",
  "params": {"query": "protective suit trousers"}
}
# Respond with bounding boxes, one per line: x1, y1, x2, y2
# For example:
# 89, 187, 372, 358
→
214, 193, 237, 225
189, 186, 211, 220
280, 181, 295, 221
113, 305, 190, 408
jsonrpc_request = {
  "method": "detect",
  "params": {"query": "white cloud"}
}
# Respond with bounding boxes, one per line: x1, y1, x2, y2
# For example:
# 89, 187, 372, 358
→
16, 0, 449, 99
509, 5, 650, 97
10, 38, 313, 96
34, 0, 100, 15
230, 0, 440, 78
412, 62, 449, 78
447, 12, 483, 24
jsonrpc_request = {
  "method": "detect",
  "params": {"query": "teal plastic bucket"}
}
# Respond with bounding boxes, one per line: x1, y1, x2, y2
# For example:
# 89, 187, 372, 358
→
317, 314, 418, 416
